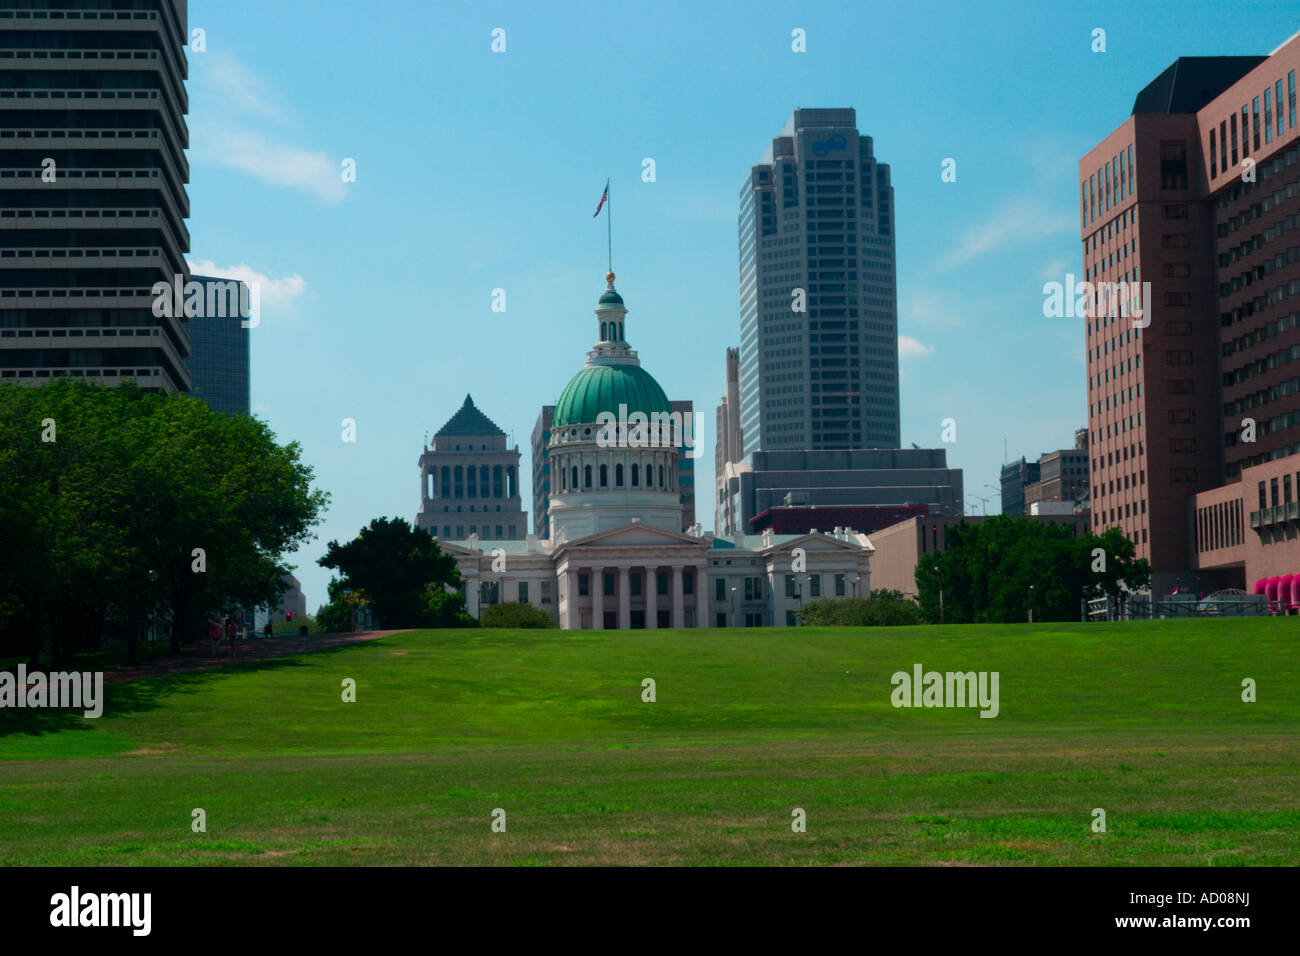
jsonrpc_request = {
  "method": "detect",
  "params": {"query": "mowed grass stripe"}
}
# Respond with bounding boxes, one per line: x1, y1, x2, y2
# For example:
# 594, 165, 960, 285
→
0, 620, 1296, 864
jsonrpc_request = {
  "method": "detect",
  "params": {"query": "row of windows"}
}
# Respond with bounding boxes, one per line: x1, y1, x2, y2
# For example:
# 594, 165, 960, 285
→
559, 461, 673, 492
1209, 70, 1296, 177
1083, 144, 1134, 226
438, 524, 517, 538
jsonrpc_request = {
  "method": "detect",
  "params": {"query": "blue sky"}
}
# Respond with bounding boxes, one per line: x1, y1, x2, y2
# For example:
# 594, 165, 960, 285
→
184, 0, 1299, 610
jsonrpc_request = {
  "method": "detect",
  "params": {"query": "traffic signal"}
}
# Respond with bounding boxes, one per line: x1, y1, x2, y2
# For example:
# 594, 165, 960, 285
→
285, 610, 292, 621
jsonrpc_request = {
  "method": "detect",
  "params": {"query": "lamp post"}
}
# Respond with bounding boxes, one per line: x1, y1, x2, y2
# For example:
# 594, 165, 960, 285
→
730, 586, 738, 627
1028, 584, 1035, 624
968, 492, 991, 516
852, 575, 861, 599
933, 565, 944, 625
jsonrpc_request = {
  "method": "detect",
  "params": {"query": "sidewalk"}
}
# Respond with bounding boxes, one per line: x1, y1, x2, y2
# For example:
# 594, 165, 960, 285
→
102, 630, 409, 684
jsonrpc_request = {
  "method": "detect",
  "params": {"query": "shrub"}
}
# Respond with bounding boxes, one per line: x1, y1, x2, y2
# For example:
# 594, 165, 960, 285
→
480, 602, 556, 629
797, 596, 923, 627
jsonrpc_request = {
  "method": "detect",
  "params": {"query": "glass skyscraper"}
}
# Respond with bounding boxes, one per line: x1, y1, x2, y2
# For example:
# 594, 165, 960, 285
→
184, 276, 250, 415
738, 108, 900, 455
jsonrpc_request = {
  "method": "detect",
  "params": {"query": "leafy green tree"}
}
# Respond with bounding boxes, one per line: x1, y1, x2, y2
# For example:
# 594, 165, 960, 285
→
913, 516, 1152, 624
0, 381, 327, 663
424, 583, 475, 627
318, 517, 464, 628
480, 602, 555, 629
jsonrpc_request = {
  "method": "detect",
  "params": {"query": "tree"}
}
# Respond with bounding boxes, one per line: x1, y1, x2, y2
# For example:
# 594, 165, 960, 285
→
913, 516, 1152, 624
318, 517, 464, 628
0, 380, 328, 664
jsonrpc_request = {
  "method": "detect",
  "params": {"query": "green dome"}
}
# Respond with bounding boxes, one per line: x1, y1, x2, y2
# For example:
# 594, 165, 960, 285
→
596, 289, 625, 311
553, 363, 671, 428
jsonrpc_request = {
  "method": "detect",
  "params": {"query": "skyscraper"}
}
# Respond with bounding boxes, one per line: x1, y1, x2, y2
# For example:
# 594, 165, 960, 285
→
738, 108, 899, 455
184, 276, 250, 415
0, 0, 192, 391
1081, 32, 1300, 595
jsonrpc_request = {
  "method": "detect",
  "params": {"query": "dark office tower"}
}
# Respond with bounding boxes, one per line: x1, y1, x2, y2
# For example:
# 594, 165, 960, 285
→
738, 108, 899, 456
531, 404, 555, 538
0, 0, 191, 391
1081, 32, 1300, 595
184, 276, 249, 415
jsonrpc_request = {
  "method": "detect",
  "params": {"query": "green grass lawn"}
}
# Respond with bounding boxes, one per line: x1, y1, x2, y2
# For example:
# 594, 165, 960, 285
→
1, 620, 1297, 865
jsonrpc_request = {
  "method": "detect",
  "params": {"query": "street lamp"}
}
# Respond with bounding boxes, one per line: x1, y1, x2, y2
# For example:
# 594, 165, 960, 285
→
852, 575, 861, 599
933, 565, 944, 625
968, 492, 991, 516
1028, 584, 1035, 624
730, 586, 738, 627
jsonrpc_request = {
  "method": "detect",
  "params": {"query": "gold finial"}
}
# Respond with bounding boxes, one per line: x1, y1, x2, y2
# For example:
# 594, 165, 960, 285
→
605, 271, 615, 283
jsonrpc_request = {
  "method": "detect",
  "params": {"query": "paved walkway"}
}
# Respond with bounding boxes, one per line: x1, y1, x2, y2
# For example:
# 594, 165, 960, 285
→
102, 630, 409, 684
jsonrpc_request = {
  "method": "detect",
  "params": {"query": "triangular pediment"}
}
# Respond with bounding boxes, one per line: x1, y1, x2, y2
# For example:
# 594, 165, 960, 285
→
765, 532, 874, 554
561, 521, 707, 550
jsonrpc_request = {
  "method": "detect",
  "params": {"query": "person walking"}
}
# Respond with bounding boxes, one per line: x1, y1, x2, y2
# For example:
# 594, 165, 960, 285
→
208, 621, 221, 657
225, 617, 238, 659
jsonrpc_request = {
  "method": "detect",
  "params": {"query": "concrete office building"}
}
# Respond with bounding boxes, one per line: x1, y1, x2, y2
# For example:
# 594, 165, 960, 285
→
417, 395, 527, 540
1081, 31, 1300, 595
1019, 429, 1091, 512
999, 458, 1041, 517
714, 347, 743, 532
184, 275, 249, 415
0, 0, 192, 391
716, 447, 963, 537
738, 108, 900, 455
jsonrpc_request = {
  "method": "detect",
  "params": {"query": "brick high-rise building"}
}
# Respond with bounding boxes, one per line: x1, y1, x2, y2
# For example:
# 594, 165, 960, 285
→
1081, 32, 1300, 596
0, 0, 192, 391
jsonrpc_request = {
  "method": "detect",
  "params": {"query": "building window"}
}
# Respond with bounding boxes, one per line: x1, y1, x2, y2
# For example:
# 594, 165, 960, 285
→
785, 575, 796, 598
835, 574, 846, 596
600, 464, 608, 487
631, 572, 642, 596
518, 581, 529, 603
810, 576, 821, 598
584, 465, 592, 488
578, 573, 589, 596
616, 463, 624, 486
541, 580, 552, 604
657, 571, 669, 596
1159, 140, 1187, 190
683, 571, 694, 594
631, 463, 639, 487
604, 571, 615, 596
1265, 89, 1273, 145
715, 578, 726, 601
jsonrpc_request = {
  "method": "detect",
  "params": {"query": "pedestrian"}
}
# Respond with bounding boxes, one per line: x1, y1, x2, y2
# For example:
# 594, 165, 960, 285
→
225, 617, 238, 659
208, 621, 221, 657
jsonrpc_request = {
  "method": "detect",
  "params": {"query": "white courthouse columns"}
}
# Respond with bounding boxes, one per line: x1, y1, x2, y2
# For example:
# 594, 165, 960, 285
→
671, 565, 685, 628
693, 565, 707, 626
645, 565, 658, 628
564, 568, 581, 629
591, 565, 605, 630
618, 566, 631, 630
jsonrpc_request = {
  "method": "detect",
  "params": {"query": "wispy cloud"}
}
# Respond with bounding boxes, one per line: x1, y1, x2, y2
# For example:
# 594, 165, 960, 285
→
187, 259, 307, 309
190, 51, 347, 203
907, 291, 963, 329
936, 196, 1074, 272
899, 334, 934, 359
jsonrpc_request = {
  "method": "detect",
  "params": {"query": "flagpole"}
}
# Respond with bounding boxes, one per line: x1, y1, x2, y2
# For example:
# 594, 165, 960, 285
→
607, 178, 612, 273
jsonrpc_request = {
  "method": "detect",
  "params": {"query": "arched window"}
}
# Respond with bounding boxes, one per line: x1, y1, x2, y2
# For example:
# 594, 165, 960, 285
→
644, 463, 652, 488
601, 321, 607, 340
571, 466, 579, 490
600, 464, 608, 487
616, 463, 624, 487
584, 465, 592, 488
631, 463, 639, 487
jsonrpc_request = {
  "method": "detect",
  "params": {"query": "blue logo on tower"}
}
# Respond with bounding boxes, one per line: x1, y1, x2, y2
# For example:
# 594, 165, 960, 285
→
811, 133, 847, 156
